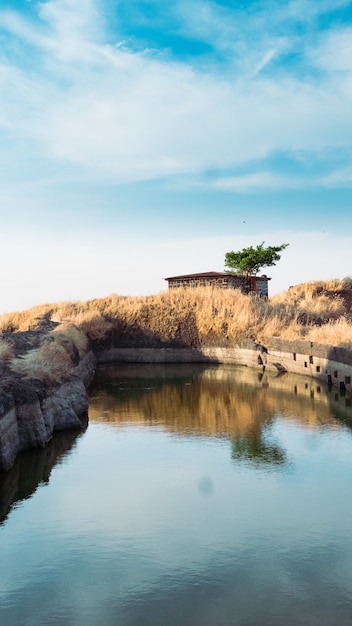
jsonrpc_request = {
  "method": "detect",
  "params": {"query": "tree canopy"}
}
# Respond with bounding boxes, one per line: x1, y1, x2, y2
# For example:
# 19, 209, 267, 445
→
224, 242, 289, 277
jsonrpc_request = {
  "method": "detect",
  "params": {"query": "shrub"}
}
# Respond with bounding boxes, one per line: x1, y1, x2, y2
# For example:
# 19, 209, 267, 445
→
10, 339, 74, 384
305, 317, 352, 348
52, 323, 89, 357
342, 276, 352, 291
66, 311, 114, 341
0, 337, 14, 360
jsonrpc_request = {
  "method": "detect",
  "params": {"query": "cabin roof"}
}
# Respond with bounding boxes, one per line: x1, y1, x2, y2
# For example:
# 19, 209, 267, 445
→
164, 271, 271, 281
165, 271, 229, 280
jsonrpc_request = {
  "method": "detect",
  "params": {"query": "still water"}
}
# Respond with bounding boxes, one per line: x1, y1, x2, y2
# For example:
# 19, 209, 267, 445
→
1, 364, 352, 625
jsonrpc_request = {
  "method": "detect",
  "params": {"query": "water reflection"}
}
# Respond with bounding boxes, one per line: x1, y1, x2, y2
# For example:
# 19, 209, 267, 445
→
89, 364, 352, 470
231, 432, 287, 466
1, 365, 352, 625
0, 424, 86, 525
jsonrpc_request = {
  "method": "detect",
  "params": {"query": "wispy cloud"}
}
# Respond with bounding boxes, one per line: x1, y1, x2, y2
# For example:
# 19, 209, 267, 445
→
310, 27, 352, 72
320, 165, 352, 187
209, 172, 303, 192
0, 0, 351, 189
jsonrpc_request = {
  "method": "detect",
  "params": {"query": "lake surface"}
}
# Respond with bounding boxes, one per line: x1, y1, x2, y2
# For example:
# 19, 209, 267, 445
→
1, 364, 352, 625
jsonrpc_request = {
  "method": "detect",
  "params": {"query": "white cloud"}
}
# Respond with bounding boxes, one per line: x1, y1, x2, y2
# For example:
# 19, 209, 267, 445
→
310, 28, 352, 72
3, 50, 350, 183
207, 164, 352, 192
209, 172, 301, 192
0, 11, 50, 49
321, 165, 352, 187
0, 0, 351, 188
39, 0, 99, 37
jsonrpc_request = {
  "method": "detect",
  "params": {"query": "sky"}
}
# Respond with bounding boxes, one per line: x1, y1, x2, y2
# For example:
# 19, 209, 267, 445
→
0, 0, 351, 313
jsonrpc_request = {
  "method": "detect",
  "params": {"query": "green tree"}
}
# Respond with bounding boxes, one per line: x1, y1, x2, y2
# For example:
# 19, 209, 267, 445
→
224, 242, 289, 277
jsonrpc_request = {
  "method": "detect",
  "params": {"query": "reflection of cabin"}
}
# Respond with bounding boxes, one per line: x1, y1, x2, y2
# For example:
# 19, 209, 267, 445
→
164, 272, 271, 297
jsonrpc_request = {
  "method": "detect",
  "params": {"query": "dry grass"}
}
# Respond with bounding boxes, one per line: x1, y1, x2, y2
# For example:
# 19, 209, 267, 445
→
304, 318, 352, 348
271, 280, 347, 319
2, 278, 352, 360
61, 311, 114, 342
10, 338, 74, 384
0, 337, 14, 360
88, 287, 260, 345
80, 282, 352, 347
2, 277, 351, 386
0, 303, 54, 333
264, 278, 352, 343
52, 323, 89, 357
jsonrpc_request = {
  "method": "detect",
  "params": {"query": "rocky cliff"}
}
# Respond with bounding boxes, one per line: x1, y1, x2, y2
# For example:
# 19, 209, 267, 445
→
0, 349, 96, 471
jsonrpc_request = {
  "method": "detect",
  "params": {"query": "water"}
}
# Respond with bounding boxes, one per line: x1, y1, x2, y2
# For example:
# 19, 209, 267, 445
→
1, 364, 352, 625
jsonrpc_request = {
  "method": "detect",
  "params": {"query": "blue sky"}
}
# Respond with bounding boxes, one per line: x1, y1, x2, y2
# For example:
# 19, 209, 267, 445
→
0, 0, 351, 312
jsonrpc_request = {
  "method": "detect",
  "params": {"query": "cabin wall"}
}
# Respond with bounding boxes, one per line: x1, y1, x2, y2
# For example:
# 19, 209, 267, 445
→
255, 278, 269, 298
168, 277, 230, 288
167, 276, 269, 297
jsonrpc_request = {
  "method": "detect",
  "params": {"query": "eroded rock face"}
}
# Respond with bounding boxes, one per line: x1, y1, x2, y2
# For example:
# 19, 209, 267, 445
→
0, 351, 97, 471
0, 405, 19, 472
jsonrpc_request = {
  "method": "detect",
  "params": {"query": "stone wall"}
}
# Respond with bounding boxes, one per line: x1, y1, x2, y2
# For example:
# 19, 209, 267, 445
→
96, 338, 269, 369
96, 338, 352, 393
264, 337, 352, 394
166, 274, 270, 297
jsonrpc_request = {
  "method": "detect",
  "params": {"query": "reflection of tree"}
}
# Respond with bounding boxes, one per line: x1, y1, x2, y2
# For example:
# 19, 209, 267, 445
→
90, 365, 342, 437
89, 364, 350, 473
231, 431, 287, 467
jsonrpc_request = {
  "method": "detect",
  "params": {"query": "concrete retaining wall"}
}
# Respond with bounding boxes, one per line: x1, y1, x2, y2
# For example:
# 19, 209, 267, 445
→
97, 346, 262, 368
97, 339, 352, 394
264, 337, 352, 394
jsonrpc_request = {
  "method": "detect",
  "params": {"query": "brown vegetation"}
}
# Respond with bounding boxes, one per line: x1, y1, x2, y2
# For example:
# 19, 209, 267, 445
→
1, 278, 352, 361
52, 323, 89, 358
0, 337, 14, 360
8, 324, 89, 384
10, 339, 75, 384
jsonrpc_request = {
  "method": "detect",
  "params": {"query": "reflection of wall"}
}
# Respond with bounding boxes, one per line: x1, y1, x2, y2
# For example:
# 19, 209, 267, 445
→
97, 340, 352, 396
89, 365, 351, 438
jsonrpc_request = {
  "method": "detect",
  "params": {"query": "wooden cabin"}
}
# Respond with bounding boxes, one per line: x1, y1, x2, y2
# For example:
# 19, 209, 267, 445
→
164, 271, 271, 297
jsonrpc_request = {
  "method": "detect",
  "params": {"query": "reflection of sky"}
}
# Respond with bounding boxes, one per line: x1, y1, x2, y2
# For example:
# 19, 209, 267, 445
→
1, 413, 352, 624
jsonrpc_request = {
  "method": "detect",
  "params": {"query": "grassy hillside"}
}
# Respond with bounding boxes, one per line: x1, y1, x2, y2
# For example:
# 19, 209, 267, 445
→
1, 278, 352, 355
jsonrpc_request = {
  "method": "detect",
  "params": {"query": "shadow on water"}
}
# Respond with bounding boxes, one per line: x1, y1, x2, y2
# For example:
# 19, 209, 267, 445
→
0, 424, 87, 525
89, 363, 352, 470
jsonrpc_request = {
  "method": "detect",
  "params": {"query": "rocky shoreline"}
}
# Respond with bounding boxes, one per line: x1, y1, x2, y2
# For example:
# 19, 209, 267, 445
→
0, 348, 96, 471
